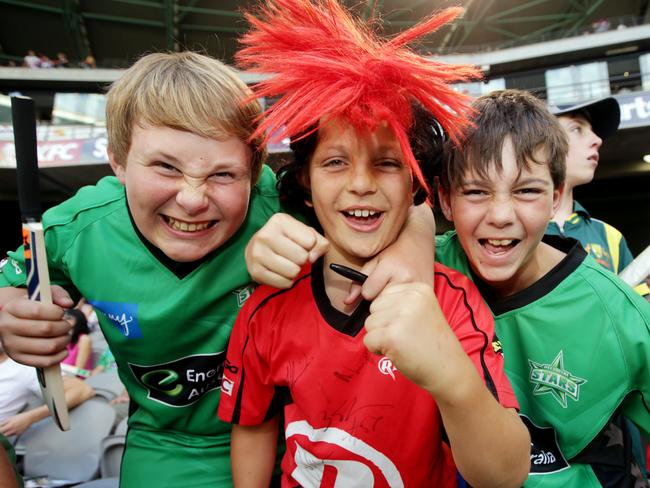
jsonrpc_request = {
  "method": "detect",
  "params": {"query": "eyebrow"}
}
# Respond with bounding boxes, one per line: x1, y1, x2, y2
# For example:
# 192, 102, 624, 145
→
515, 177, 552, 186
151, 151, 181, 164
460, 177, 551, 186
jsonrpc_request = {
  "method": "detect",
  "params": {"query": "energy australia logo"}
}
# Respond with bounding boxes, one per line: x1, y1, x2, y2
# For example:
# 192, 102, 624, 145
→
89, 300, 143, 339
129, 352, 226, 407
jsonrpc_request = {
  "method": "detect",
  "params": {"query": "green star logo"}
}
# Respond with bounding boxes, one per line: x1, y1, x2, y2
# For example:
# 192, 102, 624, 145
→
529, 351, 587, 408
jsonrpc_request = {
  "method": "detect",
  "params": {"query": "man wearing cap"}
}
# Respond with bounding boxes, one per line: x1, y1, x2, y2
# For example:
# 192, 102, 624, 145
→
546, 98, 648, 282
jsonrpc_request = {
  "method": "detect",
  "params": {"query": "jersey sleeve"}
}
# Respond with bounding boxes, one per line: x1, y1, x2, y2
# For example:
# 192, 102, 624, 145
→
218, 288, 281, 426
615, 290, 650, 438
0, 251, 27, 288
0, 215, 77, 295
434, 264, 519, 411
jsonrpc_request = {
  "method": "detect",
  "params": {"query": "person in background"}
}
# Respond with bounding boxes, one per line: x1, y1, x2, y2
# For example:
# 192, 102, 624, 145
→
0, 343, 94, 437
55, 52, 70, 68
22, 50, 39, 69
61, 308, 93, 376
546, 97, 649, 297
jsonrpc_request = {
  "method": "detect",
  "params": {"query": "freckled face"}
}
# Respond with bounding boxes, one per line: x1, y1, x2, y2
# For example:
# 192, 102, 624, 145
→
306, 120, 413, 269
110, 124, 252, 262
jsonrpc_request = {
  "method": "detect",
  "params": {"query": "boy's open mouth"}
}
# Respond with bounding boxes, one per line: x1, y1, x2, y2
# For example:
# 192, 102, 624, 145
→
479, 238, 520, 254
343, 209, 382, 224
164, 216, 216, 233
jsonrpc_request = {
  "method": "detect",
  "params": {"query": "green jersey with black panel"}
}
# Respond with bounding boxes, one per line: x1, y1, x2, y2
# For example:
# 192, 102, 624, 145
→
435, 231, 650, 487
0, 168, 280, 487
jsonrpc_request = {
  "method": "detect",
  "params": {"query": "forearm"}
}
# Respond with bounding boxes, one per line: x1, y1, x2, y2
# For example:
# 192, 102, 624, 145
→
231, 418, 279, 487
22, 405, 50, 427
438, 371, 530, 488
0, 445, 19, 488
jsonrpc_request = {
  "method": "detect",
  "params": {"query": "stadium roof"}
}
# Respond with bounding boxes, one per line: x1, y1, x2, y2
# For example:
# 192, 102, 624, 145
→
1, 0, 648, 68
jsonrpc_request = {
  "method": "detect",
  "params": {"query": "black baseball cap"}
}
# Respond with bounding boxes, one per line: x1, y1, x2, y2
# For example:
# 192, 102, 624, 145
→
549, 97, 620, 140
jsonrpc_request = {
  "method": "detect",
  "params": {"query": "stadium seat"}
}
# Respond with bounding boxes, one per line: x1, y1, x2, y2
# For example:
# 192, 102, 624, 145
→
74, 478, 119, 487
85, 370, 124, 401
20, 397, 116, 483
99, 417, 127, 478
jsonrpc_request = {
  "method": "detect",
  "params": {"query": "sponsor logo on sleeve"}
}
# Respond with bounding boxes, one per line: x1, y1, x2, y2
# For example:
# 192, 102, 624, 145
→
220, 359, 239, 396
233, 285, 257, 307
0, 258, 23, 276
88, 300, 143, 339
129, 352, 227, 407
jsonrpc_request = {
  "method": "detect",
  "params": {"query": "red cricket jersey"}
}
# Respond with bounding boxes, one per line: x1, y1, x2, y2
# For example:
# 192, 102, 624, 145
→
219, 260, 518, 487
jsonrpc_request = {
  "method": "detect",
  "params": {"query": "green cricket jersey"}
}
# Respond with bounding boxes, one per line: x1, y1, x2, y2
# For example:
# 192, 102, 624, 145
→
0, 168, 280, 487
545, 201, 633, 274
436, 231, 650, 487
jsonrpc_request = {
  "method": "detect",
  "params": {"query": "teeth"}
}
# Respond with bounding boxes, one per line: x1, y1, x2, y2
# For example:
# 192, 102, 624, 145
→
167, 217, 211, 232
347, 209, 377, 218
487, 239, 513, 246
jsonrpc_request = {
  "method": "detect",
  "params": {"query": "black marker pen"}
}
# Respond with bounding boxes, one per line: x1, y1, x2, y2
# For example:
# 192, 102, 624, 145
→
329, 263, 368, 284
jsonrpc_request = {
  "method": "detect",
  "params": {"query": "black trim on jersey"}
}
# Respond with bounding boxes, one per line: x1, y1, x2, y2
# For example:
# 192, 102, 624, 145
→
435, 269, 499, 402
475, 236, 586, 316
311, 258, 371, 337
125, 194, 213, 279
232, 274, 312, 424
231, 337, 248, 425
570, 411, 647, 487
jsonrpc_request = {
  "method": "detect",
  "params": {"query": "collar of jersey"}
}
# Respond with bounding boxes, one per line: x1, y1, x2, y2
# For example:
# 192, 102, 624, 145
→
572, 201, 591, 219
474, 235, 586, 316
311, 257, 371, 337
125, 193, 210, 279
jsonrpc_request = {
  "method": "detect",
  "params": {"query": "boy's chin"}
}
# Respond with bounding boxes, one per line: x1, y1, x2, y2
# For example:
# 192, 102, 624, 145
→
156, 239, 219, 263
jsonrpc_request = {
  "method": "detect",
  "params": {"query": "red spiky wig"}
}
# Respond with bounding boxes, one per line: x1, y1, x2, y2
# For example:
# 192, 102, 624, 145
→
238, 0, 482, 191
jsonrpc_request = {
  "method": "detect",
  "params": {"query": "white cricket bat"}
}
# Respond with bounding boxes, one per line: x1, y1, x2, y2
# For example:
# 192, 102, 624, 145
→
11, 95, 70, 431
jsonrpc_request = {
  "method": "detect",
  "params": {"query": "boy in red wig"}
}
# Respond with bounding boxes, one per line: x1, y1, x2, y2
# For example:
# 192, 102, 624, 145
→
218, 1, 530, 486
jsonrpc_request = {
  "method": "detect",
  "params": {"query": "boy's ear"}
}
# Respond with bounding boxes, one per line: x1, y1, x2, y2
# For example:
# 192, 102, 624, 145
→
298, 168, 313, 207
108, 149, 126, 184
552, 182, 564, 216
437, 182, 454, 222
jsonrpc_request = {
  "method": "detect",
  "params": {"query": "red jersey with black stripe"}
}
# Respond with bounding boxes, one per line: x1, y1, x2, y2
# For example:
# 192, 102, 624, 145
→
219, 260, 518, 487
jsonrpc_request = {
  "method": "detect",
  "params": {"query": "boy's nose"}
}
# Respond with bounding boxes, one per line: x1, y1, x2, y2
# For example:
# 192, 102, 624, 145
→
347, 165, 376, 195
176, 177, 209, 214
486, 196, 515, 227
590, 129, 602, 150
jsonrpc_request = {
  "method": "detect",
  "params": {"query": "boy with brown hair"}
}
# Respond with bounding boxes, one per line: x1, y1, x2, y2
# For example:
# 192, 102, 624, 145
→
436, 89, 650, 486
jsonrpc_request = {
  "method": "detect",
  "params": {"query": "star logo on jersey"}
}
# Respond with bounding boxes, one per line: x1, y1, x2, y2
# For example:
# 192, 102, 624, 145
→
233, 285, 257, 307
529, 351, 587, 408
